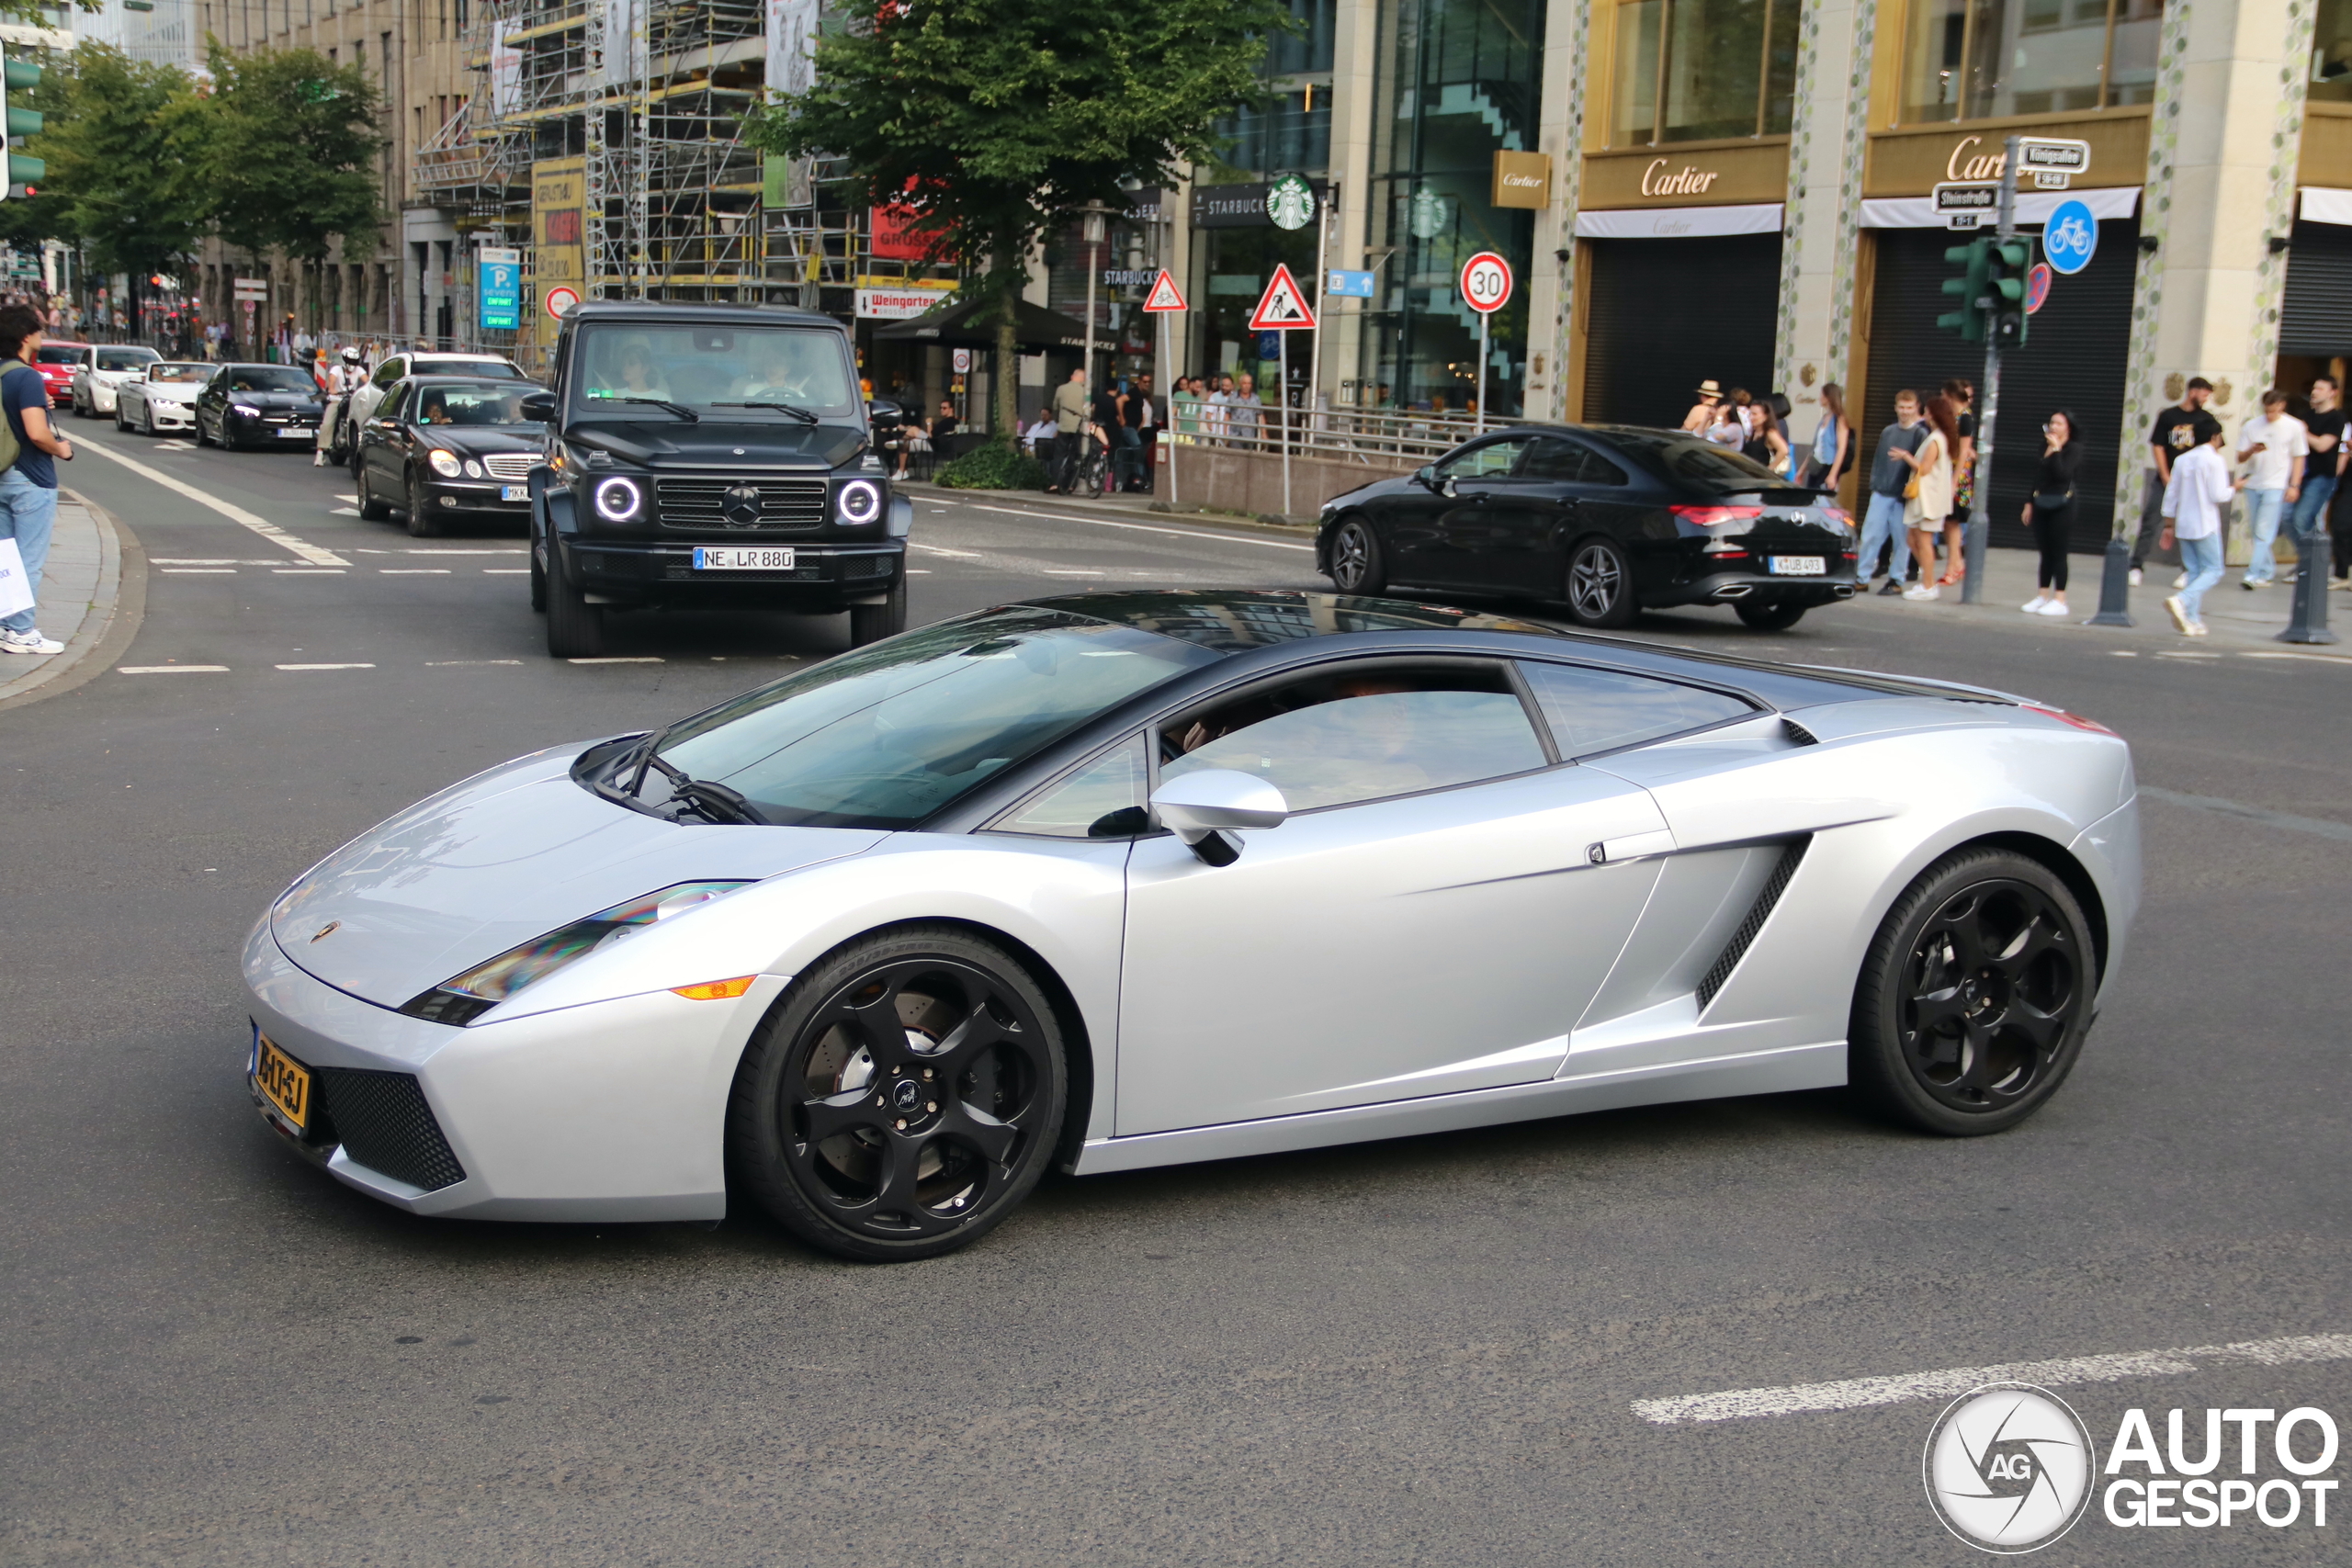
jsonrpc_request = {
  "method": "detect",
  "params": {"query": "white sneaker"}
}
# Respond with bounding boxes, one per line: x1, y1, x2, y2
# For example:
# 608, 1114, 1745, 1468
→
0, 626, 62, 654
2128, 568, 2143, 587
2242, 577, 2267, 590
2037, 598, 2071, 616
2164, 594, 2191, 634
1903, 583, 1939, 601
2174, 571, 2189, 589
2020, 595, 2048, 613
2186, 620, 2211, 637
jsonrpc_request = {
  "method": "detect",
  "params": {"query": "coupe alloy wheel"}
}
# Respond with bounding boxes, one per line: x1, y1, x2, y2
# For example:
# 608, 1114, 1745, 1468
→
1567, 539, 1635, 627
1330, 519, 1384, 593
1897, 880, 2078, 1113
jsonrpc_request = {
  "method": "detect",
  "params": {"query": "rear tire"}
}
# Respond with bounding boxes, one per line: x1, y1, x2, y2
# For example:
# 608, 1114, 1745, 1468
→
1734, 598, 1809, 631
1328, 516, 1387, 595
405, 470, 441, 537
848, 579, 908, 647
544, 548, 605, 658
356, 468, 393, 522
1565, 536, 1639, 628
1848, 848, 2096, 1137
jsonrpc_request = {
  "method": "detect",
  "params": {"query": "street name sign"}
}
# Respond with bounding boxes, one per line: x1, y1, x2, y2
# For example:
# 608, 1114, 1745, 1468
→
2018, 137, 2091, 191
1932, 181, 1998, 230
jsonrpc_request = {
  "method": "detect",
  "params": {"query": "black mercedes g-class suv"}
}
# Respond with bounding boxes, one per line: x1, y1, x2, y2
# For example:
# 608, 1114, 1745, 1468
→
524, 300, 912, 658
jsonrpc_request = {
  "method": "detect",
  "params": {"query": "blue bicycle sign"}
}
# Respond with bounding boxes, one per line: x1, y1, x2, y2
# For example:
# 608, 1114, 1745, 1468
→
2042, 198, 2098, 275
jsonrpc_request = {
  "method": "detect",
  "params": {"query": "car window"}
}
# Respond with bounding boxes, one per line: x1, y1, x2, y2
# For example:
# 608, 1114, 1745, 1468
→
379, 384, 411, 420
373, 358, 404, 389
35, 345, 81, 366
1438, 436, 1528, 482
1517, 438, 1587, 482
1516, 661, 1754, 758
148, 363, 209, 384
1598, 429, 1785, 491
96, 348, 156, 372
411, 383, 536, 425
1161, 662, 1547, 812
1581, 448, 1629, 485
573, 322, 859, 419
425, 359, 525, 381
225, 367, 316, 393
992, 734, 1151, 839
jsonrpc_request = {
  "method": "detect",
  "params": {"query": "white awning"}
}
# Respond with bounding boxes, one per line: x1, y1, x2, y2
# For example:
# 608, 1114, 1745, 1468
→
2301, 186, 2352, 226
1858, 186, 2141, 230
1575, 202, 1784, 240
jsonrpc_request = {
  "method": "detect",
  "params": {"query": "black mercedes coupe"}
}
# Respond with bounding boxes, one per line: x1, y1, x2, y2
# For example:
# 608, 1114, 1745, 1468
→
1314, 424, 1858, 631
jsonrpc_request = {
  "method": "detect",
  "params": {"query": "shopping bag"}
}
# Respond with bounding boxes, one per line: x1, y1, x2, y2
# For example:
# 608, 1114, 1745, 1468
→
0, 536, 32, 620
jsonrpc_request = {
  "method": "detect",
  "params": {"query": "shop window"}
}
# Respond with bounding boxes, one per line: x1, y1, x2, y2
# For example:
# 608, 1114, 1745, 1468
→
1610, 0, 1799, 145
2316, 0, 2352, 102
1899, 0, 2164, 124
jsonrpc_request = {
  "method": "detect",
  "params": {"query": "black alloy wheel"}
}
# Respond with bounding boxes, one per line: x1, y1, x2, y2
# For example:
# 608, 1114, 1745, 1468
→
1849, 848, 2094, 1135
848, 578, 907, 647
543, 547, 605, 657
729, 927, 1068, 1262
405, 468, 442, 537
1734, 597, 1809, 631
1566, 536, 1638, 628
1329, 516, 1386, 594
528, 546, 547, 612
195, 410, 214, 447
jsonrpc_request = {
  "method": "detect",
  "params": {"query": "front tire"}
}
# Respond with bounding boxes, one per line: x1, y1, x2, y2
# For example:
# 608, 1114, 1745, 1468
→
1329, 516, 1387, 594
848, 578, 907, 646
1734, 598, 1809, 631
405, 469, 441, 537
1566, 536, 1639, 628
544, 548, 605, 658
195, 413, 214, 447
1849, 848, 2096, 1136
528, 547, 548, 612
727, 926, 1069, 1262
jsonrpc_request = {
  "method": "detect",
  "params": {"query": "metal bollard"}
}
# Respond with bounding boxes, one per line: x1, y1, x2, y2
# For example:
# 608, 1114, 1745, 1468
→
2278, 530, 2340, 645
1960, 516, 1987, 604
2087, 536, 2134, 626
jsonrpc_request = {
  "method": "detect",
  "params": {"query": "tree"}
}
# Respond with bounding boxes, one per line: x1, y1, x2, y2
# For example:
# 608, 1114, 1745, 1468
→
199, 41, 384, 329
745, 0, 1290, 442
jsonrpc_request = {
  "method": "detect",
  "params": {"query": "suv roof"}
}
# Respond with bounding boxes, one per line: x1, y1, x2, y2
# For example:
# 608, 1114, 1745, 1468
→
405, 352, 517, 364
563, 299, 845, 330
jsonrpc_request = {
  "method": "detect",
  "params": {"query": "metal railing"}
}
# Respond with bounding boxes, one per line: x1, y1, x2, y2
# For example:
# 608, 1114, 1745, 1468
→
1161, 401, 1487, 466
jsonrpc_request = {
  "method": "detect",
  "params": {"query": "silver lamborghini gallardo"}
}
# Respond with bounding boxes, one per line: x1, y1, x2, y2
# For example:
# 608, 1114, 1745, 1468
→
243, 591, 2139, 1260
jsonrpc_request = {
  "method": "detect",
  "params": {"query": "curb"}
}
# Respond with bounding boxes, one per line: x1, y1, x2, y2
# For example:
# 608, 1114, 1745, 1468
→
0, 488, 146, 715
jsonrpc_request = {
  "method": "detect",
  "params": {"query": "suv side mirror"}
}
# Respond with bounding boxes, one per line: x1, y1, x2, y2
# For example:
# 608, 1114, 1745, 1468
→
520, 390, 557, 422
1149, 768, 1289, 865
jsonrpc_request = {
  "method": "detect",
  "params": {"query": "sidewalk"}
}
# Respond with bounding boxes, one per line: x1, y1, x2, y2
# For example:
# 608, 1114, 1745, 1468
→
0, 490, 136, 711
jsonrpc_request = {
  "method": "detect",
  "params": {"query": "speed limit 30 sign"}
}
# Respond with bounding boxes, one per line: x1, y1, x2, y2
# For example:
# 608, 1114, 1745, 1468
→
1460, 251, 1513, 314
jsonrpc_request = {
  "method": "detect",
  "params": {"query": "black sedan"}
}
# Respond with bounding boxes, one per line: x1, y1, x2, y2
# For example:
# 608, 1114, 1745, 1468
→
1315, 423, 1858, 631
355, 378, 547, 538
193, 364, 326, 451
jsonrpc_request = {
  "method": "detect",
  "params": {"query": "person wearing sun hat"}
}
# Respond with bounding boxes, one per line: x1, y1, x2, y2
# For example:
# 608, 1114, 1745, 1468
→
1682, 379, 1723, 434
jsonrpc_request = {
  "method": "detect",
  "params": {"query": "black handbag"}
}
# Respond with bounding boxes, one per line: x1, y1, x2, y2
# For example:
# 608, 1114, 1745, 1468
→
2030, 487, 2074, 512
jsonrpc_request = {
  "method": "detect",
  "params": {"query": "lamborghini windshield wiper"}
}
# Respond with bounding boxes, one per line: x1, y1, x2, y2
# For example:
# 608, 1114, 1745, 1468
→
599, 395, 701, 423
639, 751, 765, 825
713, 400, 820, 424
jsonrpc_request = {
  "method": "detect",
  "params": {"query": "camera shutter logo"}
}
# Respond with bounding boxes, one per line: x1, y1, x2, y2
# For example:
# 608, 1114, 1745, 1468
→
1923, 1382, 2095, 1552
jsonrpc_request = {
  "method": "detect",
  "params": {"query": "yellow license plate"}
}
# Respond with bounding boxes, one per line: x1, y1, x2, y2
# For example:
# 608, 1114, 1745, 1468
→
254, 1033, 312, 1131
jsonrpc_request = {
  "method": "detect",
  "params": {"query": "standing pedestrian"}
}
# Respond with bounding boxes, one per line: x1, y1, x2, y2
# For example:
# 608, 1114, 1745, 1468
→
0, 302, 75, 657
1171, 376, 1201, 446
1206, 374, 1235, 446
1228, 372, 1261, 451
1683, 379, 1723, 434
2234, 389, 2307, 589
2019, 410, 2082, 616
1128, 372, 1160, 492
1046, 366, 1089, 493
1807, 382, 1851, 489
1939, 378, 1977, 586
1859, 389, 1928, 594
1764, 392, 1797, 480
1901, 393, 1960, 601
1703, 399, 1747, 448
2161, 422, 2234, 636
2293, 376, 2346, 570
2132, 377, 2219, 586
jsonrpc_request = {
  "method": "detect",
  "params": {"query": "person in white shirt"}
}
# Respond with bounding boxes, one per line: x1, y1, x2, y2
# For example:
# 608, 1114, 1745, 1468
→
1023, 407, 1057, 459
2234, 389, 2308, 588
2162, 424, 2239, 636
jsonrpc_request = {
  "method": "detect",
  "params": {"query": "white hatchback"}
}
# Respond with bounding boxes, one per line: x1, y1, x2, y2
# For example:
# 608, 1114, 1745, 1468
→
70, 344, 162, 418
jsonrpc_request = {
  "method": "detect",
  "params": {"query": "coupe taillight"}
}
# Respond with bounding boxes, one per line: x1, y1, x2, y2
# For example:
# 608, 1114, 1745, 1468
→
1671, 504, 1765, 528
2023, 704, 2118, 736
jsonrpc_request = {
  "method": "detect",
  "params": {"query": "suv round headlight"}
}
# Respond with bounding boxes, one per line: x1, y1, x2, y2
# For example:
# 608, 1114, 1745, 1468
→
594, 475, 643, 521
428, 449, 463, 478
837, 479, 883, 525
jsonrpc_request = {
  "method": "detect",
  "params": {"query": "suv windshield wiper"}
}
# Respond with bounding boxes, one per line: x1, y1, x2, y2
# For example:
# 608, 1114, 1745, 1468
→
639, 750, 765, 825
713, 400, 821, 424
597, 395, 701, 423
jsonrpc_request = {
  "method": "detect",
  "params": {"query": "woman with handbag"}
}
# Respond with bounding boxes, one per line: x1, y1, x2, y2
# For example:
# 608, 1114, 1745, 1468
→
1900, 394, 1961, 601
2020, 411, 2083, 615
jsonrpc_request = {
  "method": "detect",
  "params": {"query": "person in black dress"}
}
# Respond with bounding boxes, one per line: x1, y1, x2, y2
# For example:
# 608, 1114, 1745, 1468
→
2020, 410, 2082, 616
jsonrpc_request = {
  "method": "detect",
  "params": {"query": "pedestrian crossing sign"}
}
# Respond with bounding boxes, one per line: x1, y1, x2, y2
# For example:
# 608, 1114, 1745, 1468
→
1249, 264, 1317, 331
1141, 269, 1188, 313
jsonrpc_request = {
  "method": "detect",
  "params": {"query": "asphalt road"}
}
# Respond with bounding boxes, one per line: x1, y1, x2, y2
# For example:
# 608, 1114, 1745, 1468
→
3, 423, 2346, 1565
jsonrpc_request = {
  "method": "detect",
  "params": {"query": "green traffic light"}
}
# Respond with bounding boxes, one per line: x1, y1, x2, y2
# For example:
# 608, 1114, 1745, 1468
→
6, 107, 40, 137
4, 61, 38, 91
9, 154, 42, 182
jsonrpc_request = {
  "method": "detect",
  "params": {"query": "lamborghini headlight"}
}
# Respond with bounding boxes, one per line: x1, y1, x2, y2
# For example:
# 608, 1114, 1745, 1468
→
399, 880, 750, 1025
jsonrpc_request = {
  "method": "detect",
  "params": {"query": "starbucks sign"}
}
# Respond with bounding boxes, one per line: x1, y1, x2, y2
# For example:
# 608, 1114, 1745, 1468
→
1265, 175, 1317, 231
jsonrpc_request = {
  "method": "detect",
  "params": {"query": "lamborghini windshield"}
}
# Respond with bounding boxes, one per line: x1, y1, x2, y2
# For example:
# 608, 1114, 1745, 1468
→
646, 608, 1221, 828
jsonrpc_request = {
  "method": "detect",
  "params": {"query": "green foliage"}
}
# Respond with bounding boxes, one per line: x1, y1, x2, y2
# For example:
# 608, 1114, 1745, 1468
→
935, 436, 1046, 491
743, 0, 1291, 435
199, 41, 384, 263
24, 44, 209, 278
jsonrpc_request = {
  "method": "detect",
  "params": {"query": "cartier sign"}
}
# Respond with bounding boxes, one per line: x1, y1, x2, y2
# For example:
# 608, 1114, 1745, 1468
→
1640, 160, 1721, 197
1945, 136, 2009, 182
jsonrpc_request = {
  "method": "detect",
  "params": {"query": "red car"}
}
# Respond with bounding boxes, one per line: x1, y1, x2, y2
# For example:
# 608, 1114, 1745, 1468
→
31, 341, 87, 402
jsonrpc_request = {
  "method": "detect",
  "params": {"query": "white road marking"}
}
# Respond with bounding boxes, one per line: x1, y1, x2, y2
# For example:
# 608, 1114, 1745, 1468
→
119, 664, 229, 673
77, 435, 350, 565
426, 660, 525, 666
273, 569, 345, 575
379, 547, 527, 555
964, 503, 1317, 551
379, 569, 451, 574
161, 568, 235, 574
275, 662, 376, 671
2137, 784, 2352, 843
2109, 649, 2139, 656
150, 558, 246, 566
1044, 569, 1104, 576
1632, 1332, 2352, 1426
911, 544, 981, 558
329, 507, 361, 516
567, 656, 664, 664
481, 568, 529, 574
335, 494, 357, 502
2155, 650, 2222, 660
906, 568, 933, 574
152, 440, 193, 451
2242, 650, 2352, 662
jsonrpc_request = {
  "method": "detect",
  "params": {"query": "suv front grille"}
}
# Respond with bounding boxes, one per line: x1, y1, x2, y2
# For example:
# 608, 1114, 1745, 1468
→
316, 1067, 468, 1191
655, 478, 829, 531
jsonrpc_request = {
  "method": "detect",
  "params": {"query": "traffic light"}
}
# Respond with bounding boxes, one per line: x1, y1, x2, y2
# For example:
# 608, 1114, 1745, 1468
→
1987, 236, 2030, 346
1937, 237, 1991, 343
2, 47, 42, 197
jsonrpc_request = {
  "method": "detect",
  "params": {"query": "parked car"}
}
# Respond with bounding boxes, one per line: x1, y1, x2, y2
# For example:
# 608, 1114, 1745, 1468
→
68, 344, 163, 418
344, 350, 528, 468
1316, 424, 1859, 632
526, 299, 911, 658
192, 363, 327, 450
30, 340, 88, 403
354, 377, 548, 536
112, 361, 211, 434
240, 588, 2139, 1261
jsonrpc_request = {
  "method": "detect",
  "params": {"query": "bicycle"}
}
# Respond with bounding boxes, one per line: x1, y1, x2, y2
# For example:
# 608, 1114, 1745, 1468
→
1071, 425, 1112, 499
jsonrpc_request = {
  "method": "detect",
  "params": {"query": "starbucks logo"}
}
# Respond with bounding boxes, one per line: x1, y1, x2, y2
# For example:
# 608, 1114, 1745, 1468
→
1266, 175, 1317, 231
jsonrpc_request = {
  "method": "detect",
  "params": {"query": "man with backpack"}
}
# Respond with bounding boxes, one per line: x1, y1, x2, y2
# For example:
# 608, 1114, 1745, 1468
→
0, 302, 76, 656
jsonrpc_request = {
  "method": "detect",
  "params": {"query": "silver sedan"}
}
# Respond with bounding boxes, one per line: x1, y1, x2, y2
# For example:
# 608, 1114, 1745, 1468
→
242, 591, 2139, 1261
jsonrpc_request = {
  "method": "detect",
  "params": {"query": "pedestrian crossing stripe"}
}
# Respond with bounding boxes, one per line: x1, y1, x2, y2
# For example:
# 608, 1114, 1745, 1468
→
1249, 265, 1317, 331
1141, 269, 1188, 313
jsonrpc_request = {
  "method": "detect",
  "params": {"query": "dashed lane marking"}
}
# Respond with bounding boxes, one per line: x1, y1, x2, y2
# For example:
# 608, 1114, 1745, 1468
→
426, 660, 525, 666
964, 503, 1317, 551
481, 569, 529, 574
275, 662, 376, 671
1633, 1332, 2352, 1426
161, 568, 236, 574
379, 569, 451, 574
356, 547, 527, 555
1044, 569, 1104, 576
566, 656, 664, 664
119, 664, 229, 674
274, 569, 345, 575
78, 434, 350, 565
910, 544, 981, 558
329, 507, 361, 516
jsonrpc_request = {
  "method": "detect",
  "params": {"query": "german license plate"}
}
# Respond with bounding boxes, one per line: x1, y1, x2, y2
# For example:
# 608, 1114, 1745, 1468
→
500, 484, 528, 502
1770, 556, 1825, 575
694, 547, 796, 571
277, 428, 312, 439
252, 1031, 312, 1131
